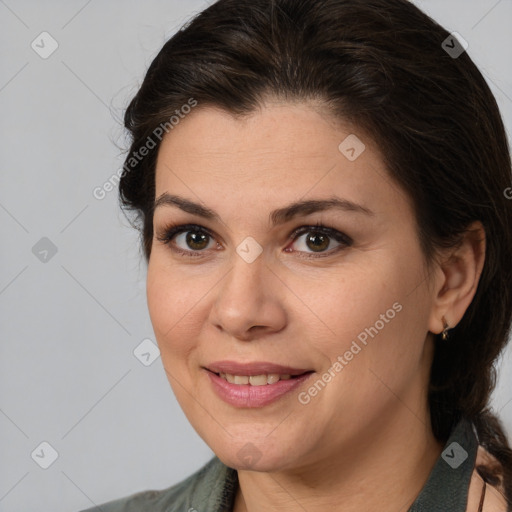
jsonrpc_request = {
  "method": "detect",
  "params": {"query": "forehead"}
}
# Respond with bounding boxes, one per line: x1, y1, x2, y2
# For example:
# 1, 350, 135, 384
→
155, 102, 380, 181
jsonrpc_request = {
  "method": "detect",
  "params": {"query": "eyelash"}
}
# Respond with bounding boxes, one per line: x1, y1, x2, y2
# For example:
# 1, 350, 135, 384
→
155, 222, 353, 259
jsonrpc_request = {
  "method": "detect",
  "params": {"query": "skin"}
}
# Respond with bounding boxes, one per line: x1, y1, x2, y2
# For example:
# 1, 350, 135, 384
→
146, 99, 486, 512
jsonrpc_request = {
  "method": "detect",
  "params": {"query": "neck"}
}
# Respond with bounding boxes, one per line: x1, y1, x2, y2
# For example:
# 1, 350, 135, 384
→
233, 405, 443, 512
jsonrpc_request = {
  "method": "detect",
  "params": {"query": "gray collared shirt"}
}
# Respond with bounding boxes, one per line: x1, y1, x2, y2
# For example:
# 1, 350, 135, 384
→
81, 418, 477, 512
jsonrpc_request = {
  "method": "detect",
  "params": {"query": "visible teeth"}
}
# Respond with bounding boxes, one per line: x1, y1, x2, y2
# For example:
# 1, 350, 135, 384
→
266, 373, 280, 384
249, 374, 267, 386
218, 372, 295, 385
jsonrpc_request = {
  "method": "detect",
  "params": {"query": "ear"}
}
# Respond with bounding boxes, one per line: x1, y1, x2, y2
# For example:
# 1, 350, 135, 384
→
428, 221, 486, 335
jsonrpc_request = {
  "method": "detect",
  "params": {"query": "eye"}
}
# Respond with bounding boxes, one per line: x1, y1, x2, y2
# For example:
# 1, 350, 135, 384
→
155, 221, 352, 259
286, 222, 352, 258
155, 223, 219, 257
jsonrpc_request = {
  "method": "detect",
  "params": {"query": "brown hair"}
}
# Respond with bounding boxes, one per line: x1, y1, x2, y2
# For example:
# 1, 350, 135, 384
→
118, 0, 512, 502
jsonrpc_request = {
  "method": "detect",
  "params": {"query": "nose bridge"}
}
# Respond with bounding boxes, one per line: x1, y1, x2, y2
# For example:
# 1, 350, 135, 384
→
222, 233, 268, 297
210, 246, 285, 338
219, 249, 267, 314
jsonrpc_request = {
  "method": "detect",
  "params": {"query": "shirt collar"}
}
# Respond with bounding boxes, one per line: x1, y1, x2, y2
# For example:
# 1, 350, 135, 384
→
408, 417, 478, 511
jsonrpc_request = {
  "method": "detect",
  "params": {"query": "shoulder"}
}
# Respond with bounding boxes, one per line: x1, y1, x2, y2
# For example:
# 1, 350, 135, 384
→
78, 456, 229, 512
466, 445, 508, 512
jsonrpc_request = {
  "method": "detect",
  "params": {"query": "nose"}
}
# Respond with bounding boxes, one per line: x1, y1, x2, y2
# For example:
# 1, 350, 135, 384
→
208, 253, 287, 341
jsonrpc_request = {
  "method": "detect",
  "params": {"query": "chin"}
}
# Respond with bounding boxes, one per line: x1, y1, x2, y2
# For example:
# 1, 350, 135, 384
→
211, 437, 300, 472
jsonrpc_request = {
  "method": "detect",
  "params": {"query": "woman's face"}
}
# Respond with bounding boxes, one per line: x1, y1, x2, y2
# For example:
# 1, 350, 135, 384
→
147, 101, 439, 472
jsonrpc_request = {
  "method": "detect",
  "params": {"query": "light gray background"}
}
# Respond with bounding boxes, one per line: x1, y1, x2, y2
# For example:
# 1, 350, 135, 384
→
0, 1, 511, 511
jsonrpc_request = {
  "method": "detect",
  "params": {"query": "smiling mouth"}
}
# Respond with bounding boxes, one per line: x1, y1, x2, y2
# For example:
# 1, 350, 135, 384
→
206, 369, 313, 386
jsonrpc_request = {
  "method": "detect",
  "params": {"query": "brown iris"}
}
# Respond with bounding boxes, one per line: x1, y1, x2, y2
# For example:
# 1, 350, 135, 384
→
306, 232, 329, 252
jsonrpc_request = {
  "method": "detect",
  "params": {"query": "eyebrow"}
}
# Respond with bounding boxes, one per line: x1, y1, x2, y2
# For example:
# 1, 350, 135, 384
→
153, 193, 374, 226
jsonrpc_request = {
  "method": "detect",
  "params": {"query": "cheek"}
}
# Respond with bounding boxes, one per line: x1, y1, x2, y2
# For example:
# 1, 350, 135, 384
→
293, 258, 408, 352
146, 261, 206, 365
306, 248, 430, 379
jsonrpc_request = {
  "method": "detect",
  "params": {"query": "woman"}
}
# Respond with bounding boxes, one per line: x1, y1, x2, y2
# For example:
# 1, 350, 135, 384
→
82, 0, 511, 510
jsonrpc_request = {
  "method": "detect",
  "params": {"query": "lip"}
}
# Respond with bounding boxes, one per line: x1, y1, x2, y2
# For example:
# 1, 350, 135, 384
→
204, 367, 314, 408
205, 360, 312, 376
